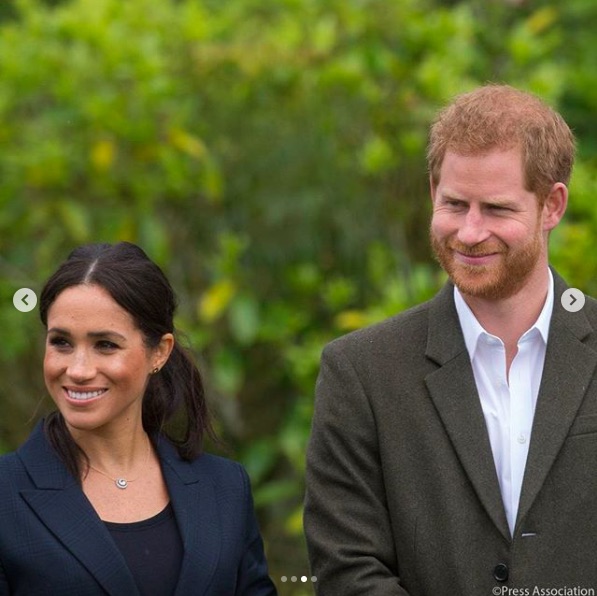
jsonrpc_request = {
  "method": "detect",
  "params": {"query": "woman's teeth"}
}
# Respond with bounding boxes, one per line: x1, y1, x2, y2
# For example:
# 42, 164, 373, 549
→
67, 389, 106, 400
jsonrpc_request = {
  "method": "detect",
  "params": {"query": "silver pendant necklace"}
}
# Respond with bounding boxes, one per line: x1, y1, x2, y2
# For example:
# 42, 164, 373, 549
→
88, 439, 151, 490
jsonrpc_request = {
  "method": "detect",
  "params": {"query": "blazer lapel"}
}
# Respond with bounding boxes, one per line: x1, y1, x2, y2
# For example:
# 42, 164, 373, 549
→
516, 273, 597, 530
17, 423, 140, 596
156, 438, 221, 596
424, 283, 511, 541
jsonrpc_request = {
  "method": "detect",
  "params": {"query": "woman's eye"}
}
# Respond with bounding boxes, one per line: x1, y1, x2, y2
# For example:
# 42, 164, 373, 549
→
96, 340, 119, 351
48, 337, 70, 348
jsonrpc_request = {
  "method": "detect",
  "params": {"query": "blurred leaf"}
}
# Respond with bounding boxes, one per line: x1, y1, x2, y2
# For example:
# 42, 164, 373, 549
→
322, 277, 356, 310
169, 127, 207, 160
212, 347, 244, 396
253, 479, 297, 507
202, 156, 224, 203
90, 138, 116, 171
57, 200, 90, 243
229, 294, 260, 345
526, 7, 558, 35
360, 135, 395, 174
285, 504, 304, 537
334, 309, 369, 331
242, 439, 278, 484
198, 279, 236, 323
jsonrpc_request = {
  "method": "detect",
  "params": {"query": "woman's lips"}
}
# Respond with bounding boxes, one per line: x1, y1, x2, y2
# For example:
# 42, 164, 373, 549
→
63, 387, 108, 404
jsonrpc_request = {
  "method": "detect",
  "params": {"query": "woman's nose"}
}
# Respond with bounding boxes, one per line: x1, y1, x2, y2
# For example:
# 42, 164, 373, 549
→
66, 349, 96, 382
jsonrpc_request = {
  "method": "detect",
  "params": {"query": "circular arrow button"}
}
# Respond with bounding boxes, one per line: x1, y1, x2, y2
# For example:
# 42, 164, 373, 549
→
13, 288, 38, 313
561, 288, 585, 313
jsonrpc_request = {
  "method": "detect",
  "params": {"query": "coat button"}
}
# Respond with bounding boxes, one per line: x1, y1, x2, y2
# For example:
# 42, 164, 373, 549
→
494, 563, 509, 582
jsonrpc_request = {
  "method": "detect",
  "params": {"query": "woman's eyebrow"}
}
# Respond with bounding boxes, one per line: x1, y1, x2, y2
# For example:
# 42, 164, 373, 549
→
46, 328, 127, 341
47, 327, 70, 336
86, 330, 127, 341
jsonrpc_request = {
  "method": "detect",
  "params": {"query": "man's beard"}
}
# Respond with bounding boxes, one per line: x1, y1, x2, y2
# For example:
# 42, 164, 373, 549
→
430, 226, 543, 300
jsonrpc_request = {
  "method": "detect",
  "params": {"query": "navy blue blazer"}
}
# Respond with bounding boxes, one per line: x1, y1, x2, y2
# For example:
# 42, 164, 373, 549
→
0, 420, 277, 596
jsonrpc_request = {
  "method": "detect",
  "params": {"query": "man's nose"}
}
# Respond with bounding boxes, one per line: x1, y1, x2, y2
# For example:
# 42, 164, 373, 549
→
457, 208, 490, 246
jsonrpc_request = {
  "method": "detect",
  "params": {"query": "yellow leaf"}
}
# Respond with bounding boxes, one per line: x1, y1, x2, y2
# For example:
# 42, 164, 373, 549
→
90, 139, 116, 171
526, 7, 558, 35
284, 505, 304, 536
169, 128, 207, 160
198, 280, 236, 323
334, 310, 369, 331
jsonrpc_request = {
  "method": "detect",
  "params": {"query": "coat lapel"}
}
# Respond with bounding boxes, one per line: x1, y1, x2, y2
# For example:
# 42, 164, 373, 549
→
516, 273, 597, 530
156, 438, 221, 596
17, 422, 140, 595
424, 283, 511, 541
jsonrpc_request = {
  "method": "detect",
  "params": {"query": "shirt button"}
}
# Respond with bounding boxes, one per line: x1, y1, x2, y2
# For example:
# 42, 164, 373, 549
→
494, 563, 509, 582
517, 434, 526, 444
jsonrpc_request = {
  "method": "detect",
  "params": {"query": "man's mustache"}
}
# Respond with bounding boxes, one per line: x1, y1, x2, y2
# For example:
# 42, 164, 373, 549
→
446, 240, 506, 257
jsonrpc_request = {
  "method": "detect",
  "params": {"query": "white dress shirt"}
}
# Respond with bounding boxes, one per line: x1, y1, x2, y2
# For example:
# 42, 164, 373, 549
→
453, 270, 554, 535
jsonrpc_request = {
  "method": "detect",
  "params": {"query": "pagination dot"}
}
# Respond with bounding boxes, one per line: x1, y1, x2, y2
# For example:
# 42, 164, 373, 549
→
280, 574, 318, 583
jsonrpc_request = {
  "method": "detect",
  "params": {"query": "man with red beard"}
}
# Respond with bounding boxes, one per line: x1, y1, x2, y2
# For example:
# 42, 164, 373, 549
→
305, 85, 597, 595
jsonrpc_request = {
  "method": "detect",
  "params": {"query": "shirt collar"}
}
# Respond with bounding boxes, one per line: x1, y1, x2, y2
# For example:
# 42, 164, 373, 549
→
454, 269, 554, 357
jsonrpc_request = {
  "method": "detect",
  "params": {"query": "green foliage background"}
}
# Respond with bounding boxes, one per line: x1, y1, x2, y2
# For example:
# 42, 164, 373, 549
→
1, 0, 596, 592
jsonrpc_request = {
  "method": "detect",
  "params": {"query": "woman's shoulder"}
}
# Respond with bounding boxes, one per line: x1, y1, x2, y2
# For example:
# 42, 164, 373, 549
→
0, 424, 39, 471
191, 451, 248, 482
0, 449, 20, 471
156, 439, 251, 492
1, 420, 78, 490
0, 450, 30, 495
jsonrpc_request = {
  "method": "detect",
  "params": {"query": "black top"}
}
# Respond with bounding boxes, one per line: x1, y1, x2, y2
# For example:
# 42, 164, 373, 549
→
105, 503, 183, 596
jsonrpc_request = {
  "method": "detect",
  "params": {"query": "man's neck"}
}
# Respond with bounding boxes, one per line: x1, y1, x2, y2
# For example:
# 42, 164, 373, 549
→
460, 266, 550, 361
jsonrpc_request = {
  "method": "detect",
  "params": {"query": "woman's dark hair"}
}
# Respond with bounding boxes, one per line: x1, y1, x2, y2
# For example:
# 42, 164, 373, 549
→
39, 242, 215, 481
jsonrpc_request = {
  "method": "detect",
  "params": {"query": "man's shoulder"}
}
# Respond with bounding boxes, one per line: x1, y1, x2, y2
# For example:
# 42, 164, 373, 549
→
582, 292, 597, 315
553, 271, 597, 334
577, 293, 597, 333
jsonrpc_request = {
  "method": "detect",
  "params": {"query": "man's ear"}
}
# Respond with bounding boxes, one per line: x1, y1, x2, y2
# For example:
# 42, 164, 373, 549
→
430, 174, 437, 204
542, 182, 568, 232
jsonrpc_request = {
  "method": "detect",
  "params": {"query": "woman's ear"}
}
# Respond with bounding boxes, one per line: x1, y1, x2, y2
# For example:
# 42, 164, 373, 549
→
152, 333, 175, 372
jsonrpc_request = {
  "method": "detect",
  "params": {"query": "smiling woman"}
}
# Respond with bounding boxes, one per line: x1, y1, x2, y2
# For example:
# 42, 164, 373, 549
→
0, 242, 277, 596
44, 284, 171, 441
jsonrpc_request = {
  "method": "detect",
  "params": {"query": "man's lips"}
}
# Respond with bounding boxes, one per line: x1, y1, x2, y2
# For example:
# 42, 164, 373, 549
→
453, 251, 500, 266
